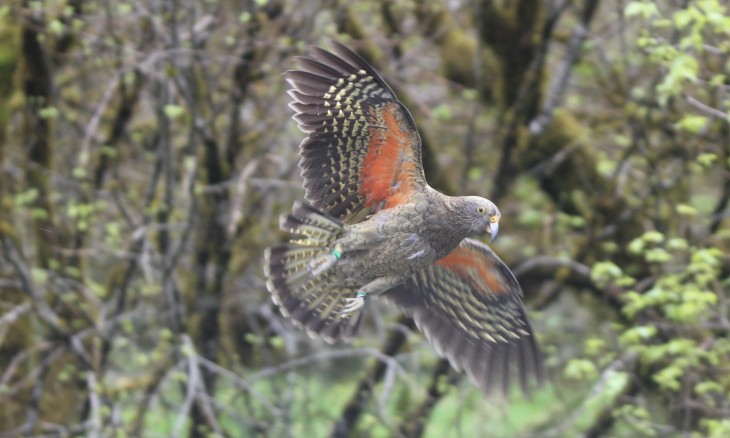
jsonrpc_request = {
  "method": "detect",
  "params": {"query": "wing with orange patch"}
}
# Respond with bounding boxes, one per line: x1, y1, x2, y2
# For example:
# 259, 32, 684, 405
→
286, 42, 426, 222
382, 238, 544, 395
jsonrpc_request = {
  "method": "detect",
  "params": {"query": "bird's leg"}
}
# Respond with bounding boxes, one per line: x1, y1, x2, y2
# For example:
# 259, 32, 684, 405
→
341, 291, 367, 314
341, 276, 401, 314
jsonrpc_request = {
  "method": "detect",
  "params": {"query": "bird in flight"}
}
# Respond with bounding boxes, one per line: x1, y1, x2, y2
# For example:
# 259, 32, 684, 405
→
264, 41, 543, 395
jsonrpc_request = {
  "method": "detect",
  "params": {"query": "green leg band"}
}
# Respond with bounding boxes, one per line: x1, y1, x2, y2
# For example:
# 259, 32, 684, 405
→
356, 291, 367, 298
331, 249, 342, 260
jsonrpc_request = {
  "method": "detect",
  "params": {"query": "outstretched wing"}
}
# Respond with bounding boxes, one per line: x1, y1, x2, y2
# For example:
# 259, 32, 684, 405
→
286, 42, 427, 222
383, 238, 544, 395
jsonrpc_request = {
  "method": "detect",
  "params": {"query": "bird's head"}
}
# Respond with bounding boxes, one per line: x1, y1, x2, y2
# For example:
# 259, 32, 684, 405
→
458, 196, 501, 243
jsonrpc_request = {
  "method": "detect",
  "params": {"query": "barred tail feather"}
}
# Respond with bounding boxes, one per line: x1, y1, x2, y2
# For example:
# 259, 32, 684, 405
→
264, 202, 363, 342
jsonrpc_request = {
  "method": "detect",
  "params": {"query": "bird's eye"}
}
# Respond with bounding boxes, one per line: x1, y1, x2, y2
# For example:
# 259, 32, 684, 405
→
476, 206, 486, 215
490, 215, 498, 223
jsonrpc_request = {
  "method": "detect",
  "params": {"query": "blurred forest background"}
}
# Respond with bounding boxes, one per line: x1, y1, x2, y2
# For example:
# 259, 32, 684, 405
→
1, 0, 730, 437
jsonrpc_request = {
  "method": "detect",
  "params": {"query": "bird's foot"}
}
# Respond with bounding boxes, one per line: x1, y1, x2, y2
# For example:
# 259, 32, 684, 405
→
341, 291, 367, 314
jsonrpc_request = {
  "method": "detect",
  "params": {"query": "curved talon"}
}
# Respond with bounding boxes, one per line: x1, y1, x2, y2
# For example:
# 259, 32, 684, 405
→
341, 292, 367, 314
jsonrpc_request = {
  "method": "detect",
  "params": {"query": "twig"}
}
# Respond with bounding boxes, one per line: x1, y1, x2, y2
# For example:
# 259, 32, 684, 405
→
398, 358, 458, 438
513, 255, 592, 278
196, 355, 280, 417
226, 159, 259, 238
86, 372, 102, 438
529, 0, 601, 134
542, 353, 639, 438
490, 0, 571, 200
0, 302, 32, 345
331, 316, 416, 438
684, 94, 728, 121
78, 73, 122, 171
173, 335, 224, 437
0, 342, 54, 390
250, 347, 406, 382
1, 237, 64, 332
174, 336, 202, 436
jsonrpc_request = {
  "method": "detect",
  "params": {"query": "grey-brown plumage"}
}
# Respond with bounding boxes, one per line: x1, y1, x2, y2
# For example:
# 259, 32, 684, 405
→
264, 42, 544, 395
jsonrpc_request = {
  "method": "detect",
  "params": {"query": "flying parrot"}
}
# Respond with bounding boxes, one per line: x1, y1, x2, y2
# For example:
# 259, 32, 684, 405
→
264, 41, 544, 395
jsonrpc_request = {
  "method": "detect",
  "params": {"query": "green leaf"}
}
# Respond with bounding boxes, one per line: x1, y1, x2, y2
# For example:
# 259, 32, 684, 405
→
628, 237, 644, 254
591, 261, 623, 287
596, 159, 616, 177
672, 54, 699, 82
517, 209, 542, 228
58, 370, 72, 383
72, 167, 87, 179
461, 89, 478, 101
15, 188, 39, 206
432, 103, 452, 121
653, 365, 683, 391
89, 281, 108, 298
118, 3, 133, 14
48, 19, 65, 35
676, 203, 698, 216
568, 215, 586, 228
244, 333, 263, 345
697, 152, 718, 167
710, 74, 726, 87
31, 268, 49, 284
657, 54, 699, 103
642, 230, 665, 243
65, 265, 81, 278
269, 336, 285, 349
667, 237, 688, 250
38, 106, 59, 119
703, 419, 730, 438
614, 404, 655, 436
564, 359, 598, 381
163, 104, 185, 120
585, 338, 606, 356
180, 342, 195, 358
691, 247, 723, 267
159, 328, 174, 341
626, 1, 659, 18
30, 208, 48, 220
673, 10, 694, 28
619, 325, 657, 346
675, 115, 709, 133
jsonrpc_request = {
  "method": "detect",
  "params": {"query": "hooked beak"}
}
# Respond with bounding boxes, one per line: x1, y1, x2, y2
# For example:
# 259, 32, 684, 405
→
487, 221, 499, 243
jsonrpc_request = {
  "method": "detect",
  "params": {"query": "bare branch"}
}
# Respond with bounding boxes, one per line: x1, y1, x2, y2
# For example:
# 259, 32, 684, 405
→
1, 237, 65, 332
196, 355, 281, 417
529, 0, 601, 134
173, 335, 224, 437
684, 94, 729, 121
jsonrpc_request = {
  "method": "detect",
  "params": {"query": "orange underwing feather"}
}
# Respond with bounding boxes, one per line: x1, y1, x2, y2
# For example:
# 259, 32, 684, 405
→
361, 103, 420, 209
434, 244, 513, 297
285, 42, 426, 222
383, 238, 543, 395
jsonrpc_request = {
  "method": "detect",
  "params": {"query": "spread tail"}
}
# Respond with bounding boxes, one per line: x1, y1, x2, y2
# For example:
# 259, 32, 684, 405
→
264, 201, 363, 342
